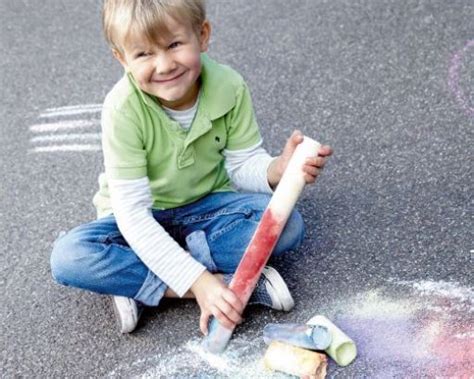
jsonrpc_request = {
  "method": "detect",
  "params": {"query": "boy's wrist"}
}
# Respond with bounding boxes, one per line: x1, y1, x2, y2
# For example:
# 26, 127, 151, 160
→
267, 157, 282, 189
190, 270, 212, 294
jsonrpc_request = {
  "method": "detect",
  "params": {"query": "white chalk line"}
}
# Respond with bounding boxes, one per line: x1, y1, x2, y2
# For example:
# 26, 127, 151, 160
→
29, 104, 104, 154
30, 133, 101, 143
30, 144, 102, 153
39, 108, 102, 118
44, 103, 102, 112
40, 103, 102, 118
30, 120, 100, 133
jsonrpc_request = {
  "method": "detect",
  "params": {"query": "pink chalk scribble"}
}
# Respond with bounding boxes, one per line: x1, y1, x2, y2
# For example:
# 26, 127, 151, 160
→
448, 39, 474, 117
333, 280, 474, 378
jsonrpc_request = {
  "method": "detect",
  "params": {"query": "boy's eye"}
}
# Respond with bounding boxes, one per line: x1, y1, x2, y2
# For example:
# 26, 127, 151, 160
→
168, 41, 181, 49
136, 52, 151, 58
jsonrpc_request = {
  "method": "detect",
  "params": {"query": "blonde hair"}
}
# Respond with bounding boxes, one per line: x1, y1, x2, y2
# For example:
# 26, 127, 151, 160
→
102, 0, 206, 52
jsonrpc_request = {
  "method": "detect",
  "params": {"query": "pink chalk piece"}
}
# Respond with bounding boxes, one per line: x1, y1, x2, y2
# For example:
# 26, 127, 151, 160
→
202, 137, 321, 354
448, 39, 474, 118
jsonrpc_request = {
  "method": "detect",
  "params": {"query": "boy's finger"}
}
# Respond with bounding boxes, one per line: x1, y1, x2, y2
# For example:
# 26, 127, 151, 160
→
291, 129, 304, 143
318, 145, 333, 156
200, 311, 210, 335
217, 299, 242, 324
211, 305, 236, 330
222, 289, 244, 313
281, 130, 303, 159
304, 174, 317, 184
303, 165, 319, 177
305, 157, 325, 168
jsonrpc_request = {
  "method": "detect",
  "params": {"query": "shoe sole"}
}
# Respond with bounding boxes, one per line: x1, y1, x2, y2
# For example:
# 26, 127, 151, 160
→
262, 267, 295, 311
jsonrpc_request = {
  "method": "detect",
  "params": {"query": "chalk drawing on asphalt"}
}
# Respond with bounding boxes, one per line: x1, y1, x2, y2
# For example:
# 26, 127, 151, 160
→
29, 104, 102, 153
39, 103, 102, 118
106, 279, 473, 378
448, 39, 474, 118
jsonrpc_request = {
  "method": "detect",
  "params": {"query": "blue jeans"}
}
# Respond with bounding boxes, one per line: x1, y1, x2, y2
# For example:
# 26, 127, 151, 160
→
50, 192, 305, 306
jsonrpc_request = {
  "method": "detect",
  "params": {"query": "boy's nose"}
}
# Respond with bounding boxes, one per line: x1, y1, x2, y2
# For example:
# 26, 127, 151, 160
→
155, 54, 176, 76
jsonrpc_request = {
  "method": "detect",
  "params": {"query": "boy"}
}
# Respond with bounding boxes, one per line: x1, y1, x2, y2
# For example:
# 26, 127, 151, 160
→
50, 0, 332, 335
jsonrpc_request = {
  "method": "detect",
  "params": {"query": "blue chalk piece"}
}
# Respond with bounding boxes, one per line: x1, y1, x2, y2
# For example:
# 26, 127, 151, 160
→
263, 323, 332, 350
201, 318, 234, 354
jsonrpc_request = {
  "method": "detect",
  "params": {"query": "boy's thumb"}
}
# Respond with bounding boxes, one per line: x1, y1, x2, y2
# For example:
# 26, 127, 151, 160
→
200, 313, 209, 335
282, 130, 304, 158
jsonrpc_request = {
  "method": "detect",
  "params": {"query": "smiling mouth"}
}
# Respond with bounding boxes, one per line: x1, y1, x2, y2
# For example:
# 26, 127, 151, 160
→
153, 71, 186, 84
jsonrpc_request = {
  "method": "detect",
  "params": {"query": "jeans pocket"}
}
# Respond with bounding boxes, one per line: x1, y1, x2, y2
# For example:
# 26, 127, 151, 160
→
186, 230, 217, 272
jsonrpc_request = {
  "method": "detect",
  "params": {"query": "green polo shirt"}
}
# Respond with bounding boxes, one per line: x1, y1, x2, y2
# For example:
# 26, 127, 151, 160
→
93, 54, 261, 218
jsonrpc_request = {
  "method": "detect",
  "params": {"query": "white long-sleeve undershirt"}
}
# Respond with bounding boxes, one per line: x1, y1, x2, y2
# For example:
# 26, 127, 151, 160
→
223, 140, 275, 193
108, 143, 275, 297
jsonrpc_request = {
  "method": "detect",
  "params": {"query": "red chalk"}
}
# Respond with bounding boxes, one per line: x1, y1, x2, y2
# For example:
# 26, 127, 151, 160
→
229, 209, 284, 304
202, 209, 287, 354
201, 136, 321, 354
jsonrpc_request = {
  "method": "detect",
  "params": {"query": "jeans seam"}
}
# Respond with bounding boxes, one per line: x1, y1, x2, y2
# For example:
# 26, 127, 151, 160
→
177, 208, 253, 225
98, 230, 131, 246
208, 217, 252, 242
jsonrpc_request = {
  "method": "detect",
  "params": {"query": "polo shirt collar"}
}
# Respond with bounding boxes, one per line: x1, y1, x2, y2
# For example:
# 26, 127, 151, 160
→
198, 53, 236, 120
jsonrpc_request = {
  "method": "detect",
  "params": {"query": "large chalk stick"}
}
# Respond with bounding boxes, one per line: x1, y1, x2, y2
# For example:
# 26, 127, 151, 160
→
202, 137, 321, 353
264, 341, 327, 379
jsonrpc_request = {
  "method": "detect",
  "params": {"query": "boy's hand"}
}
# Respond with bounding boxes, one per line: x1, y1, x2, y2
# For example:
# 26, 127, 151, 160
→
267, 130, 333, 188
190, 271, 244, 335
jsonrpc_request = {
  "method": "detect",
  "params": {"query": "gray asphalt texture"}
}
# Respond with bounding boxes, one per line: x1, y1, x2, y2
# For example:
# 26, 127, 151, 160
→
1, 0, 472, 378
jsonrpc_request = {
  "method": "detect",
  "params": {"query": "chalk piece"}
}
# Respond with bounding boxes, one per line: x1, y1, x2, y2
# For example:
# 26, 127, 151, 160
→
263, 341, 327, 379
202, 137, 321, 353
263, 323, 332, 350
307, 315, 357, 366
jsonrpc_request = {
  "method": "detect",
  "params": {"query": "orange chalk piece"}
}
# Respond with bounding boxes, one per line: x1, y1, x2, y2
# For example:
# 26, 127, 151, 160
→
264, 341, 327, 379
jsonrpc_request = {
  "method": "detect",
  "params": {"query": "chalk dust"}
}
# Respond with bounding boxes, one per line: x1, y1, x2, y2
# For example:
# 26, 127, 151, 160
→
347, 288, 417, 318
108, 336, 288, 378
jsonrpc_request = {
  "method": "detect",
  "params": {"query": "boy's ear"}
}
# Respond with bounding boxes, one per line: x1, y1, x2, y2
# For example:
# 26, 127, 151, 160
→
199, 20, 211, 52
112, 49, 129, 71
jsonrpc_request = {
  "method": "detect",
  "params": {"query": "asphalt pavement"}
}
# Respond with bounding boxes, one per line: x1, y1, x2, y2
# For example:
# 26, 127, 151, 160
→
1, 0, 472, 378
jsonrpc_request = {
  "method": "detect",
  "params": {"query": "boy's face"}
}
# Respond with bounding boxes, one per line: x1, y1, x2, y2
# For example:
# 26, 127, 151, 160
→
114, 18, 210, 110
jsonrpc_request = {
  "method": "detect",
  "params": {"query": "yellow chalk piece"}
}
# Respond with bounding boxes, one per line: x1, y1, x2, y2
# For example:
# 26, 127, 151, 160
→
307, 315, 357, 366
263, 341, 327, 379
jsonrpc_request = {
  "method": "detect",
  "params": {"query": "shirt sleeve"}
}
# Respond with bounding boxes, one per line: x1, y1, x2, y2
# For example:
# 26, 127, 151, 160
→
224, 140, 275, 194
109, 176, 206, 297
101, 104, 148, 180
225, 82, 262, 151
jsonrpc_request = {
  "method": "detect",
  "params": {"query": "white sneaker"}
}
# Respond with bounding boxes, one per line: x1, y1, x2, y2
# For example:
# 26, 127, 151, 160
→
224, 266, 295, 311
112, 296, 142, 333
258, 266, 295, 311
